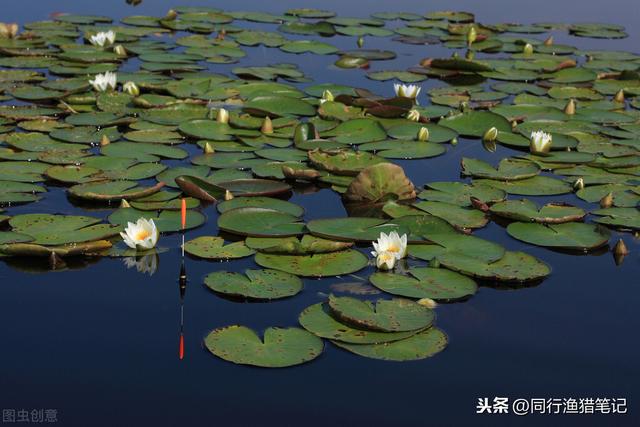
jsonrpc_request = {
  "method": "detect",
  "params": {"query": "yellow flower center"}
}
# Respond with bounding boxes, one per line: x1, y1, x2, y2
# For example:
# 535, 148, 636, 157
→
380, 253, 393, 261
388, 244, 399, 253
135, 229, 151, 241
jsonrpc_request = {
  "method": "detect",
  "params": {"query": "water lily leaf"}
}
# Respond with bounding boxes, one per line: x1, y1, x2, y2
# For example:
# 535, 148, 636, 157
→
418, 182, 506, 206
309, 149, 386, 176
0, 231, 33, 245
299, 303, 422, 344
462, 158, 540, 181
440, 111, 511, 137
307, 217, 408, 242
490, 200, 586, 223
324, 118, 387, 144
358, 140, 446, 159
184, 236, 255, 259
243, 95, 316, 117
69, 181, 164, 201
408, 232, 505, 263
343, 163, 416, 204
506, 222, 611, 250
280, 40, 338, 55
591, 207, 640, 230
438, 251, 550, 282
108, 207, 205, 232
332, 327, 447, 361
0, 181, 46, 204
205, 268, 303, 300
218, 197, 303, 216
255, 250, 368, 277
218, 207, 305, 237
475, 176, 572, 195
370, 267, 477, 301
278, 21, 336, 36
204, 325, 323, 368
101, 142, 188, 162
9, 213, 119, 245
328, 295, 434, 332
386, 122, 457, 143
576, 184, 639, 207
413, 201, 488, 229
246, 235, 352, 255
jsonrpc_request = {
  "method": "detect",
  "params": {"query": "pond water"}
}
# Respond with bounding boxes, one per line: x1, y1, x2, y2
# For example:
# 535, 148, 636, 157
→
0, 1, 639, 426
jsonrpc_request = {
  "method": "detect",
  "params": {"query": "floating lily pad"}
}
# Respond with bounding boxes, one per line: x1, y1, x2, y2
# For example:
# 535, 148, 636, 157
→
184, 236, 255, 260
490, 200, 586, 223
332, 327, 447, 361
370, 267, 477, 301
462, 158, 540, 181
204, 325, 323, 368
438, 251, 551, 282
440, 111, 511, 137
418, 182, 506, 206
218, 207, 305, 237
108, 207, 205, 232
204, 269, 303, 300
255, 250, 368, 277
328, 295, 434, 332
299, 303, 422, 344
506, 222, 611, 250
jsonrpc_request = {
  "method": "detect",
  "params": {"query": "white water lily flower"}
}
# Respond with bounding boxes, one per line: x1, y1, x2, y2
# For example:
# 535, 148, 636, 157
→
89, 71, 117, 92
530, 131, 553, 154
376, 251, 396, 271
123, 253, 158, 275
120, 218, 159, 250
372, 231, 408, 260
394, 83, 421, 99
122, 81, 139, 96
89, 30, 116, 47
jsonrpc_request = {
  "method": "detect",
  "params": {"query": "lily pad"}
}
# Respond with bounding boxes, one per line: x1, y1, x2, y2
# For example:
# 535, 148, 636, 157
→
204, 325, 323, 368
299, 303, 422, 344
204, 269, 302, 300
506, 222, 611, 250
332, 327, 447, 361
184, 236, 255, 260
328, 295, 434, 332
255, 250, 368, 277
490, 199, 586, 223
218, 207, 305, 237
370, 267, 477, 301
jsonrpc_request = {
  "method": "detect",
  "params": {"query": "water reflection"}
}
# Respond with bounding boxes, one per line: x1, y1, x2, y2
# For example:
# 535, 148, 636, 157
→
122, 252, 159, 275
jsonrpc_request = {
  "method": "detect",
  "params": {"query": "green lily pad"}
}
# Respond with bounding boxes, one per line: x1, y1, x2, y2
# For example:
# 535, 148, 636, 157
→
438, 251, 551, 282
217, 197, 303, 216
506, 222, 611, 250
332, 327, 447, 361
184, 236, 255, 260
591, 207, 640, 230
370, 267, 477, 301
413, 201, 488, 229
218, 207, 305, 237
490, 200, 586, 223
255, 250, 368, 277
108, 207, 205, 232
440, 111, 511, 137
246, 235, 352, 255
327, 295, 434, 332
204, 325, 323, 368
462, 158, 540, 181
204, 269, 303, 300
309, 149, 386, 176
299, 303, 422, 344
475, 176, 572, 195
418, 182, 506, 206
8, 214, 119, 246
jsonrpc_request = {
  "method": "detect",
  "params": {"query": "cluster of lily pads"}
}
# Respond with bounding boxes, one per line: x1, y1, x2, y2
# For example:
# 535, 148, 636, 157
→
0, 7, 638, 367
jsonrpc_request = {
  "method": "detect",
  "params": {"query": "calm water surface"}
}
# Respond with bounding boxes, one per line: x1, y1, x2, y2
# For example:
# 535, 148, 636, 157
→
1, 1, 639, 426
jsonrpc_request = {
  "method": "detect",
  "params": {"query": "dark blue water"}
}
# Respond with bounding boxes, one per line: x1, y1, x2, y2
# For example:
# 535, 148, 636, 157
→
1, 1, 639, 426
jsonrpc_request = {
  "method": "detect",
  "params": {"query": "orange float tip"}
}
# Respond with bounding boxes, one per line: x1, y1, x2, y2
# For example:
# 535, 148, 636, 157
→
179, 334, 185, 360
181, 199, 187, 229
